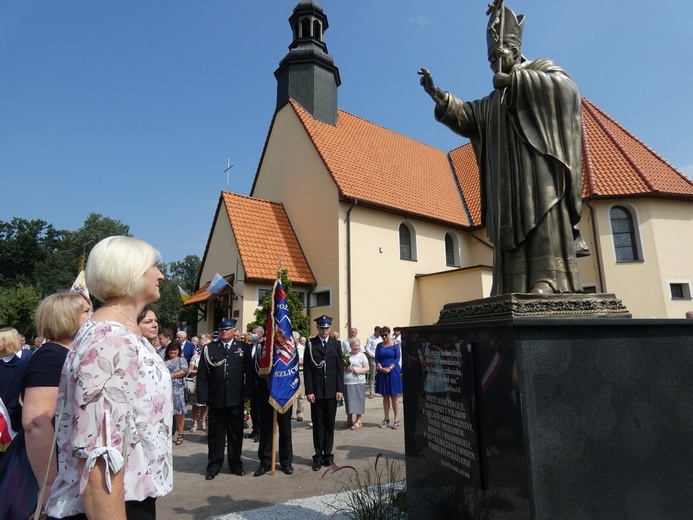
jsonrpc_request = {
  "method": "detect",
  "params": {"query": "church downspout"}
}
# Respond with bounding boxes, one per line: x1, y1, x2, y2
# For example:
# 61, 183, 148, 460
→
345, 201, 357, 330
585, 201, 606, 292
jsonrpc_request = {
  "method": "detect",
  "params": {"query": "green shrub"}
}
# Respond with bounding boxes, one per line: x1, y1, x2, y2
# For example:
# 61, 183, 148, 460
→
324, 454, 406, 520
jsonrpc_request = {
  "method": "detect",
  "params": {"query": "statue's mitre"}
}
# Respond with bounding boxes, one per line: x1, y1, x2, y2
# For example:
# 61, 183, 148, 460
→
487, 5, 525, 52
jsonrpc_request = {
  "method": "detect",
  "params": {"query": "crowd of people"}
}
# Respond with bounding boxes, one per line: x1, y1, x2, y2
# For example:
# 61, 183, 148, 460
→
0, 235, 406, 519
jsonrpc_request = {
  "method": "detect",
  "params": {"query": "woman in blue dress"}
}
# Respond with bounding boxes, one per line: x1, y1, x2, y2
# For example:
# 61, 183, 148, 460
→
374, 326, 402, 429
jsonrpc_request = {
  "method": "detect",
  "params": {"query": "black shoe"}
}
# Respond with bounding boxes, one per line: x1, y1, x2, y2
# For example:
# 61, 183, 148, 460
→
231, 469, 245, 476
281, 465, 294, 475
253, 436, 260, 443
205, 473, 216, 481
311, 459, 321, 471
322, 458, 334, 467
253, 465, 268, 477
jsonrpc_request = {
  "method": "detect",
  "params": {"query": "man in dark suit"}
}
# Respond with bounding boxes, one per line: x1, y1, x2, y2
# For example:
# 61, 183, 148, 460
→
196, 318, 252, 480
176, 330, 196, 363
304, 315, 344, 471
251, 329, 295, 476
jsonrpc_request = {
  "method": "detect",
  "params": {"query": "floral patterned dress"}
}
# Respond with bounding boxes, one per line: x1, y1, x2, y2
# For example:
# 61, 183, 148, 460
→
165, 356, 188, 415
46, 320, 173, 518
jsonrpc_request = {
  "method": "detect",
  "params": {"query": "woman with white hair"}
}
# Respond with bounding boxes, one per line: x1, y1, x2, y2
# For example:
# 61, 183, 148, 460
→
342, 338, 369, 430
46, 236, 172, 520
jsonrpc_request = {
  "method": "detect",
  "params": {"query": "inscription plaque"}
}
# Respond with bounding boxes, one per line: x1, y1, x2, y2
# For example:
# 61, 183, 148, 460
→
402, 325, 527, 517
423, 394, 477, 479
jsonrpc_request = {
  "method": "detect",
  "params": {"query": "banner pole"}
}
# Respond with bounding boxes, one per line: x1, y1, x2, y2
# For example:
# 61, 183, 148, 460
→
271, 409, 278, 475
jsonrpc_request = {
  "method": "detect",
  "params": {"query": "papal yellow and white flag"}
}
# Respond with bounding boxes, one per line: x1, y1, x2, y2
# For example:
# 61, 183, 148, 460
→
71, 269, 90, 300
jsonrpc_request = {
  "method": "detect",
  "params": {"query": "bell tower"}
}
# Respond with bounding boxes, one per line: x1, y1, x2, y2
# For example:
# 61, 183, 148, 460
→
274, 0, 341, 125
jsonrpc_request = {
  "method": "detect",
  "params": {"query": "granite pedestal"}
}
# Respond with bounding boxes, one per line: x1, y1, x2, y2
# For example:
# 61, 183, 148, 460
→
402, 312, 693, 519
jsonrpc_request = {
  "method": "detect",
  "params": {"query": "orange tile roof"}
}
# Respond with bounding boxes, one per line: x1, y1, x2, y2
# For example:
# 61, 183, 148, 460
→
221, 192, 316, 285
449, 144, 482, 227
581, 99, 693, 199
446, 99, 693, 227
185, 280, 213, 305
292, 97, 692, 232
290, 100, 472, 227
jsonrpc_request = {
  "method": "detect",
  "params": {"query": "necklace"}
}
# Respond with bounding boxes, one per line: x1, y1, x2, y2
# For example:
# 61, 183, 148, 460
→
105, 305, 138, 326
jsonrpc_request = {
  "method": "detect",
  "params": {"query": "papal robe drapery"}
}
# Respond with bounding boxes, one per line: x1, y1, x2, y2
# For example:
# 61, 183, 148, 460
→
435, 58, 583, 295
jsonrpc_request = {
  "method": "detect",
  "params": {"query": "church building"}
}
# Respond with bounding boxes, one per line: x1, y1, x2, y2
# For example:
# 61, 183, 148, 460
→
185, 0, 693, 334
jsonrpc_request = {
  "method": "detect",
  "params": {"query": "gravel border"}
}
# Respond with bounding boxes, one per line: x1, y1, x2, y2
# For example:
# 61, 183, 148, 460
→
213, 491, 350, 519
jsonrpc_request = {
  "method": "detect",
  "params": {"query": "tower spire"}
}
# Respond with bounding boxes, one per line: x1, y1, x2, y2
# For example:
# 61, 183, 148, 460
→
274, 0, 341, 125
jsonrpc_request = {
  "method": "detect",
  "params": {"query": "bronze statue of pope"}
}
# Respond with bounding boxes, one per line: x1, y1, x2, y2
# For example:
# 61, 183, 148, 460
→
419, 2, 589, 295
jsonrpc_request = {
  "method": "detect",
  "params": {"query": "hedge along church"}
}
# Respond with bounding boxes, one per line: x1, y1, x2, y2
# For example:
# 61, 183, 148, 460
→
186, 0, 693, 335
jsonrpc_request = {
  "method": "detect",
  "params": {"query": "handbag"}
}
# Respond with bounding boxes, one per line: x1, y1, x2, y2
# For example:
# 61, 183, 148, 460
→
184, 376, 196, 402
0, 429, 39, 520
175, 357, 192, 403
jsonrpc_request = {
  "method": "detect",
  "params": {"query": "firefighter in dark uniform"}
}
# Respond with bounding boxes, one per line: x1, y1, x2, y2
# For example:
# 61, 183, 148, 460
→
251, 328, 295, 476
304, 315, 344, 471
197, 318, 252, 479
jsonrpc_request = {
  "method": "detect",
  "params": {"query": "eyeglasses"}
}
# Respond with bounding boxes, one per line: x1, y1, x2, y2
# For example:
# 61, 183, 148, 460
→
381, 333, 389, 337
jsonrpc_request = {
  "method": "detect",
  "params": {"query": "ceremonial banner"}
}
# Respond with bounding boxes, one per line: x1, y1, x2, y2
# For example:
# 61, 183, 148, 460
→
265, 280, 300, 413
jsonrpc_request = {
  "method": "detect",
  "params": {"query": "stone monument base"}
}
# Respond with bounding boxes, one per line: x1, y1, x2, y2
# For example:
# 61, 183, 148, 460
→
438, 292, 631, 323
402, 315, 693, 519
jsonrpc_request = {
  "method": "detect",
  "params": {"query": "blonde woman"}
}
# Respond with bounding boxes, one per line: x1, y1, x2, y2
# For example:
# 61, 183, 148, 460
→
0, 327, 28, 458
46, 236, 172, 520
22, 291, 92, 514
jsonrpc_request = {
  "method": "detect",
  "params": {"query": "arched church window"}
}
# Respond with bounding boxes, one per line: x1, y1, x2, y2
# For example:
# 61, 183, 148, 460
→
445, 233, 455, 266
399, 222, 417, 261
610, 205, 641, 262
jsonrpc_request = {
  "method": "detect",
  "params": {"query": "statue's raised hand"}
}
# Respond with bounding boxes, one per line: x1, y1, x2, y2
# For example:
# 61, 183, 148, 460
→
418, 68, 436, 96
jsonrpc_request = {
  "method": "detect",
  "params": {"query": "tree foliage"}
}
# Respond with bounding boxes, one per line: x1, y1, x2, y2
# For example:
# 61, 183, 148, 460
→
0, 213, 199, 337
248, 270, 310, 339
0, 218, 63, 288
38, 213, 131, 294
0, 214, 130, 295
0, 283, 44, 335
157, 255, 201, 333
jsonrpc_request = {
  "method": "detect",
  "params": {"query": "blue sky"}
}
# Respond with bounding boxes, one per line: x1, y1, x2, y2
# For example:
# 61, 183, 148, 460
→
2, 0, 692, 268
